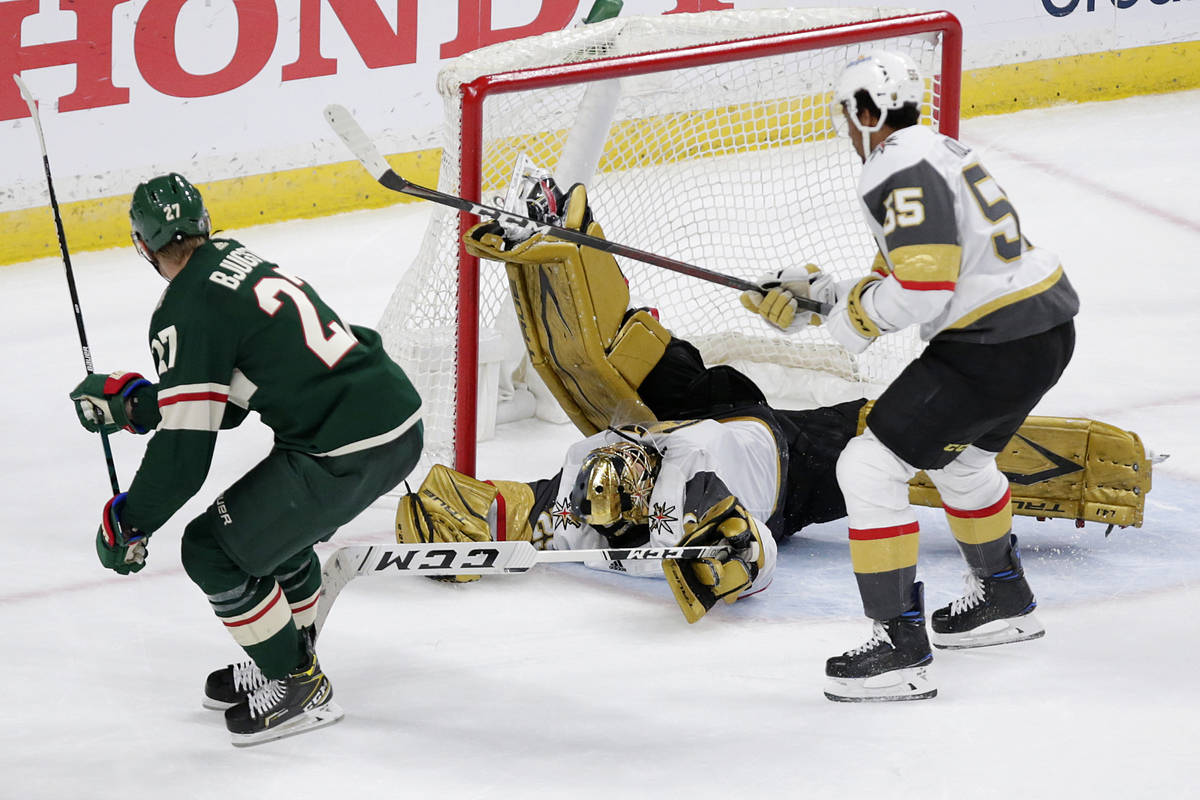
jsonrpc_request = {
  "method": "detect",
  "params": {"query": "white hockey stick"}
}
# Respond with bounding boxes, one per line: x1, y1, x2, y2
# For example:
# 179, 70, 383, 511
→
314, 541, 728, 633
323, 104, 832, 314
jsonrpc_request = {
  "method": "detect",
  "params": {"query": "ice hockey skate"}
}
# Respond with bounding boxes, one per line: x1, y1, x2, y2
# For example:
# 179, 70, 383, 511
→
931, 535, 1046, 650
203, 659, 267, 710
224, 653, 344, 747
825, 582, 936, 702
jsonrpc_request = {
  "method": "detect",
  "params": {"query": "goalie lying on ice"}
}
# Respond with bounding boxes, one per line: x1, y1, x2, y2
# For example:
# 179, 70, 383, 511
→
399, 410, 819, 623
396, 180, 1152, 624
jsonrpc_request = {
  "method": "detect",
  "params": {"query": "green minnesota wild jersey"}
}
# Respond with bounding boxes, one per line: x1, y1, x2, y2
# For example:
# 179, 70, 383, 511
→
122, 238, 422, 534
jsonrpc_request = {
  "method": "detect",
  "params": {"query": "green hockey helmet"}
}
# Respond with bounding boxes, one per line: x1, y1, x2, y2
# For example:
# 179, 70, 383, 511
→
129, 173, 211, 263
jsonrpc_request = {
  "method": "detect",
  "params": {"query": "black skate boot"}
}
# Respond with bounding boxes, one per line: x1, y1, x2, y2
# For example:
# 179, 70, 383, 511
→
931, 535, 1045, 650
204, 626, 315, 710
204, 660, 267, 710
224, 653, 344, 747
825, 582, 936, 702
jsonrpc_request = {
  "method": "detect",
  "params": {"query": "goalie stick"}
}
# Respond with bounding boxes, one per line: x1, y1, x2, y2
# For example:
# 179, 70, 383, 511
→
323, 104, 832, 315
314, 540, 730, 633
14, 75, 124, 500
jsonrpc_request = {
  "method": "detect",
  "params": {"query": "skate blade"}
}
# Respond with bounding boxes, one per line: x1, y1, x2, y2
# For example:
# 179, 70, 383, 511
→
932, 613, 1046, 650
824, 665, 937, 703
203, 696, 237, 711
229, 701, 345, 747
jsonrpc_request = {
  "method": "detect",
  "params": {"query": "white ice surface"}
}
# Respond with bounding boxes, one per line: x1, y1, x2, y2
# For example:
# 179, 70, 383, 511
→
2, 91, 1199, 798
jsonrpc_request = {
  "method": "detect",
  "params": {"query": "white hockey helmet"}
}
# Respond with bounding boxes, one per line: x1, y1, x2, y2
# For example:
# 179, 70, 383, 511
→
833, 50, 925, 137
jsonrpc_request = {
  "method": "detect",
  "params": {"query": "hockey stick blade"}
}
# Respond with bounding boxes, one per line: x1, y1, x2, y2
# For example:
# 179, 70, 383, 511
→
313, 540, 729, 633
323, 103, 830, 314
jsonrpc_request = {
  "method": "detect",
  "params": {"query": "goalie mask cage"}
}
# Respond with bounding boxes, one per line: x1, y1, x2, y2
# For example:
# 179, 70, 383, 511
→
377, 8, 962, 476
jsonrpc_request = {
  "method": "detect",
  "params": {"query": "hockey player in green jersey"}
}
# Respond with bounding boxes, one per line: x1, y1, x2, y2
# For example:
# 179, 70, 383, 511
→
69, 173, 423, 746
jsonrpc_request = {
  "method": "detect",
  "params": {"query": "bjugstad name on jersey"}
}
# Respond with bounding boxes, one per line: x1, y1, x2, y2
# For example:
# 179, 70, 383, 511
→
208, 247, 265, 290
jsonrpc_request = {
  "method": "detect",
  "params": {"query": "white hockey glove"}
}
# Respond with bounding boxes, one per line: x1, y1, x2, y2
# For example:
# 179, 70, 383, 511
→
740, 265, 839, 331
495, 154, 567, 245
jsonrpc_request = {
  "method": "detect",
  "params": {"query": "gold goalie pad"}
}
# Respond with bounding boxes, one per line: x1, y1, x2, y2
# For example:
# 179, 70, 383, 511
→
854, 404, 1152, 528
463, 184, 671, 435
396, 464, 535, 582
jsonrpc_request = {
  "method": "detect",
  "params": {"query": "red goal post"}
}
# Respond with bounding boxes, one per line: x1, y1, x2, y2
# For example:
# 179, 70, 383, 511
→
378, 8, 963, 477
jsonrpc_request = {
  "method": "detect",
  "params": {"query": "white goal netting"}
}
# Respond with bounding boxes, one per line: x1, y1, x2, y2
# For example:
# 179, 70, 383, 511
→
377, 7, 957, 473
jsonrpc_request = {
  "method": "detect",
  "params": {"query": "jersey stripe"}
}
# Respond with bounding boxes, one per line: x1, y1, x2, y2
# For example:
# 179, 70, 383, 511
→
849, 521, 921, 540
944, 487, 1013, 519
945, 265, 1066, 332
157, 382, 231, 432
889, 243, 962, 291
222, 583, 291, 647
311, 406, 422, 457
944, 487, 1013, 546
849, 521, 920, 574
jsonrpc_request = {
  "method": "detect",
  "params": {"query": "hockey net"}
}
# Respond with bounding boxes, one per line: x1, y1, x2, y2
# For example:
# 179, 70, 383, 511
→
377, 7, 962, 475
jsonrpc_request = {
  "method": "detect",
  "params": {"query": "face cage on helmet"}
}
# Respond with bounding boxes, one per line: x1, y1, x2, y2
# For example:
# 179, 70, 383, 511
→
831, 53, 923, 145
831, 88, 891, 142
573, 440, 661, 528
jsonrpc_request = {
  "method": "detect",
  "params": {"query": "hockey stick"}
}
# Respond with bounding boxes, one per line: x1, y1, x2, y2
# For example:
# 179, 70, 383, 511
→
555, 0, 624, 188
323, 104, 832, 315
314, 540, 728, 633
14, 75, 122, 498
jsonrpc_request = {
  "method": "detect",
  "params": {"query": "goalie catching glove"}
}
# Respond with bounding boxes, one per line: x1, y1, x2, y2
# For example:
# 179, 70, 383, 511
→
740, 265, 839, 331
396, 464, 536, 582
662, 495, 769, 624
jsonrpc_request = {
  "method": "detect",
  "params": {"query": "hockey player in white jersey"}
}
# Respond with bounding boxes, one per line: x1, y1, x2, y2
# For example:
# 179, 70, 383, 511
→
742, 52, 1079, 701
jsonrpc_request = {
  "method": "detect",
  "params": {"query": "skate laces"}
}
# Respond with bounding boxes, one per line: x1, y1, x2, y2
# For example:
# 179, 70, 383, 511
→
231, 661, 266, 693
949, 573, 986, 616
247, 679, 287, 719
846, 621, 892, 656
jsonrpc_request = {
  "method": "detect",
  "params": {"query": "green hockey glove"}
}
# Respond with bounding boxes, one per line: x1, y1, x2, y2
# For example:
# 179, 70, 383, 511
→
70, 371, 152, 434
96, 493, 149, 575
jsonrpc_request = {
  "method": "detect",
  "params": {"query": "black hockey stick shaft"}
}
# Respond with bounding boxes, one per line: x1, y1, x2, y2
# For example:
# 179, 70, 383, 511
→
324, 104, 832, 315
14, 75, 121, 495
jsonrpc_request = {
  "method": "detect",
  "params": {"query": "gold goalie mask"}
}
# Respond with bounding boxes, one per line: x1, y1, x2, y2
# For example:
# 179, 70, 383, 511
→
569, 438, 662, 530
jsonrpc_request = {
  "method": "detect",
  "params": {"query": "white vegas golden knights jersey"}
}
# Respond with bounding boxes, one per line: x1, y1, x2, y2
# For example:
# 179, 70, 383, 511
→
535, 419, 779, 591
852, 125, 1078, 344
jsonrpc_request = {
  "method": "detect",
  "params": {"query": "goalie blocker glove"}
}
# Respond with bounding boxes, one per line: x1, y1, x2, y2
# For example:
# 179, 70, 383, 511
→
662, 495, 768, 623
395, 464, 537, 582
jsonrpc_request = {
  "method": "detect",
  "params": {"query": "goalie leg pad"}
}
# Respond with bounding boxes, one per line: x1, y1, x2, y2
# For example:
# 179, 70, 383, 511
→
662, 496, 770, 624
908, 417, 1152, 528
855, 402, 1153, 528
464, 184, 668, 434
